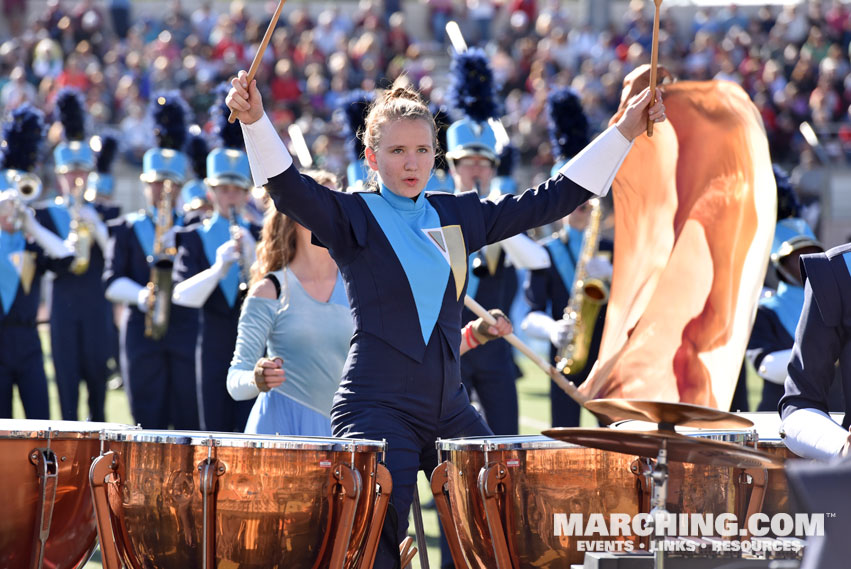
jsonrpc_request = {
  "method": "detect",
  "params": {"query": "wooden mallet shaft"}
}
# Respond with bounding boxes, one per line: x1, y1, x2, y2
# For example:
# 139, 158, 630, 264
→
227, 0, 288, 124
464, 295, 589, 405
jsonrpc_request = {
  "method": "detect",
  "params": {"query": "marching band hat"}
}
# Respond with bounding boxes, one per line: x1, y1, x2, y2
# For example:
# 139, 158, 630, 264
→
446, 48, 502, 165
204, 148, 251, 190
770, 218, 823, 265
140, 147, 187, 184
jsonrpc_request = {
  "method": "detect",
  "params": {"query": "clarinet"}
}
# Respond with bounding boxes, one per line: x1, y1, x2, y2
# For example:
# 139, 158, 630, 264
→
229, 206, 250, 297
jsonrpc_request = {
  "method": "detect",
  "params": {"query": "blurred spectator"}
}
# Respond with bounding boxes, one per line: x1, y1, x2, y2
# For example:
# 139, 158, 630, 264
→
1, 66, 37, 112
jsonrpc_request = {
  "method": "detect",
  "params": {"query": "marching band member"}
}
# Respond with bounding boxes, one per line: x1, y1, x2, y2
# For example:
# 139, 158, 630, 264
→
780, 240, 851, 460
34, 88, 112, 421
747, 167, 824, 412
522, 88, 613, 428
103, 92, 200, 430
227, 170, 349, 436
172, 95, 260, 432
227, 170, 514, 437
0, 105, 74, 418
446, 49, 551, 436
340, 90, 374, 192
227, 69, 663, 567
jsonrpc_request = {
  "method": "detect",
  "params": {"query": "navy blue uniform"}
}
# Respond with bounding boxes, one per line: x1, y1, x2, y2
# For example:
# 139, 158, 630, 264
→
104, 211, 200, 429
525, 228, 609, 427
35, 198, 118, 421
174, 214, 259, 432
460, 245, 520, 435
0, 231, 72, 418
265, 163, 593, 568
780, 243, 851, 426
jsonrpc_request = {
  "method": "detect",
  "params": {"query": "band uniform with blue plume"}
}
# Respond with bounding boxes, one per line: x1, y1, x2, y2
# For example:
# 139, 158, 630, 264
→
54, 88, 94, 173
424, 103, 455, 193
88, 133, 119, 197
206, 83, 251, 190
446, 47, 502, 164
1, 104, 46, 176
547, 87, 590, 177
339, 90, 374, 191
141, 91, 191, 184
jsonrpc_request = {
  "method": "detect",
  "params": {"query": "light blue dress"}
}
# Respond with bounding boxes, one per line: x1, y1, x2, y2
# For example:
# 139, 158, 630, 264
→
227, 268, 352, 436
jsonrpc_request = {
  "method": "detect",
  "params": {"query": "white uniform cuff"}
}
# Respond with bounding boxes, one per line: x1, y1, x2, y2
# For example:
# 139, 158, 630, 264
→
172, 266, 223, 308
558, 125, 633, 197
240, 113, 293, 187
105, 277, 144, 306
782, 408, 849, 460
29, 222, 73, 259
501, 233, 551, 270
758, 349, 793, 385
522, 311, 557, 341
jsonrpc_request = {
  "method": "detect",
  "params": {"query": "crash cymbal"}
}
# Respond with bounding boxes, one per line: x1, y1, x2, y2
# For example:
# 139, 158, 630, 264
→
543, 428, 785, 469
585, 399, 755, 430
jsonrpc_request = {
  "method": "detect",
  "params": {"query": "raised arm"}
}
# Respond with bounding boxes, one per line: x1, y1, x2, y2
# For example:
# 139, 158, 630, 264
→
227, 72, 362, 259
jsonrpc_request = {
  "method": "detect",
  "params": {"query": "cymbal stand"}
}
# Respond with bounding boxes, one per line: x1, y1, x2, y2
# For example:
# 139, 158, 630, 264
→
647, 440, 670, 569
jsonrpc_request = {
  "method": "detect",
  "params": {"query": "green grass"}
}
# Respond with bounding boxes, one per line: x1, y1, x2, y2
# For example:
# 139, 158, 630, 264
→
17, 333, 758, 569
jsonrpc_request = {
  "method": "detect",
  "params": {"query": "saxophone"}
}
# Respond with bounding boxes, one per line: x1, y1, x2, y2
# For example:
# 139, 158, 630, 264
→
229, 206, 250, 297
555, 198, 610, 375
68, 175, 94, 275
144, 180, 177, 340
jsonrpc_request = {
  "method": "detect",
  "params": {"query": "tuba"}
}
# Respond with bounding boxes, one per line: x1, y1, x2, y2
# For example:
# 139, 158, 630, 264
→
555, 198, 610, 375
144, 180, 177, 340
67, 175, 94, 275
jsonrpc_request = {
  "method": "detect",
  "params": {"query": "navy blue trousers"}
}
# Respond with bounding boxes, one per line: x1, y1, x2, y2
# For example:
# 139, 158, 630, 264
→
121, 315, 199, 430
332, 331, 492, 569
0, 326, 50, 419
51, 301, 110, 421
197, 312, 253, 432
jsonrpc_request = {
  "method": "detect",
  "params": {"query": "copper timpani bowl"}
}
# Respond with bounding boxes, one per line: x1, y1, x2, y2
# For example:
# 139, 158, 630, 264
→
91, 430, 390, 569
432, 435, 643, 568
0, 419, 135, 569
432, 429, 761, 568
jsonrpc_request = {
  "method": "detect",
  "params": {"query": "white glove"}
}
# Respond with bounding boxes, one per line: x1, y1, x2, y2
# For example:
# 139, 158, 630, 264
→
21, 207, 75, 259
549, 316, 576, 349
782, 408, 851, 461
585, 255, 613, 281
213, 240, 240, 277
522, 311, 576, 349
137, 287, 150, 312
77, 204, 110, 250
76, 204, 102, 224
758, 349, 793, 385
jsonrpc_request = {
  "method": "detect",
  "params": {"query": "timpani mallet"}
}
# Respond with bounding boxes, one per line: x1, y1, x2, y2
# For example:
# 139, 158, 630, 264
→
647, 0, 663, 137
227, 0, 288, 124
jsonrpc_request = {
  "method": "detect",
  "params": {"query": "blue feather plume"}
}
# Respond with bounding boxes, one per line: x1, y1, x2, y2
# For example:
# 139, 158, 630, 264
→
211, 83, 244, 150
496, 144, 517, 177
547, 87, 589, 162
149, 91, 191, 150
0, 104, 46, 172
448, 48, 502, 123
773, 164, 801, 220
340, 90, 375, 163
95, 133, 119, 174
56, 87, 87, 141
184, 130, 209, 179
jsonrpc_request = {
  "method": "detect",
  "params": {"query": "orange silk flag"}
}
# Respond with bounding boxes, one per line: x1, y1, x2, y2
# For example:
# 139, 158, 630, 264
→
578, 67, 776, 410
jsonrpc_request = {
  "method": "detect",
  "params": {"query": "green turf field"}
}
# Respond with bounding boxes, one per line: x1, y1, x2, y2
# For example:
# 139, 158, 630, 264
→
15, 328, 760, 569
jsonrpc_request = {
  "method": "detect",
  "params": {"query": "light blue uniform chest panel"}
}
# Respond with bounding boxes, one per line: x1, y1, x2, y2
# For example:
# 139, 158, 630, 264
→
761, 281, 805, 338
546, 226, 583, 290
360, 189, 450, 345
0, 231, 26, 313
198, 213, 249, 308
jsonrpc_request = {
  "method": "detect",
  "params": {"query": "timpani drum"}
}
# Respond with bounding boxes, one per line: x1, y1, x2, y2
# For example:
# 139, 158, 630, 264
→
432, 435, 643, 568
0, 419, 134, 569
90, 430, 391, 569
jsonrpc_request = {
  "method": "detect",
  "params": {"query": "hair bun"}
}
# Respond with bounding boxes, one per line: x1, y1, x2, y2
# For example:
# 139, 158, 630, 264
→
384, 86, 422, 104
